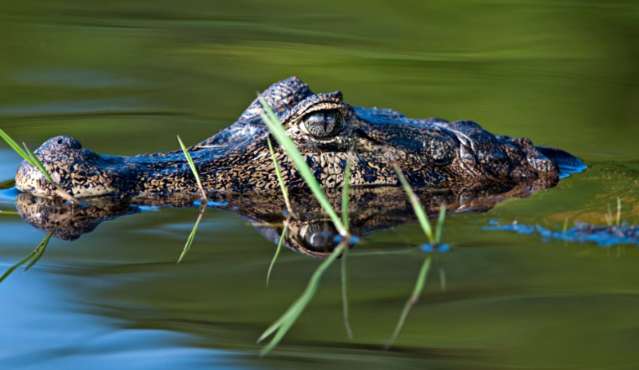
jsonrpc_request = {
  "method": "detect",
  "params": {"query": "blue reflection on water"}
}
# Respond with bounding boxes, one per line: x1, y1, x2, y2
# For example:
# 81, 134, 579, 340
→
485, 220, 639, 247
0, 267, 251, 370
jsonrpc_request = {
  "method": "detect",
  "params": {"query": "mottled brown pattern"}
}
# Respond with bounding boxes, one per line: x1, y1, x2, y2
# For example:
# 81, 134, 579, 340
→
15, 181, 548, 256
15, 77, 581, 201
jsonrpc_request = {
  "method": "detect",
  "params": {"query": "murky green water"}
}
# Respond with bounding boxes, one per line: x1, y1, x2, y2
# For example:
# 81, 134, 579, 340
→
1, 1, 639, 369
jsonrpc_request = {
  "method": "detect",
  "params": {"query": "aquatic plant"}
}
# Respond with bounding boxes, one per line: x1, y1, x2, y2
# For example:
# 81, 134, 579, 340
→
257, 96, 348, 237
0, 179, 15, 189
258, 241, 348, 355
341, 158, 352, 231
392, 164, 447, 245
257, 98, 354, 355
267, 137, 294, 216
485, 220, 639, 247
605, 197, 622, 227
176, 204, 207, 263
264, 137, 294, 285
0, 232, 53, 283
340, 158, 353, 338
266, 225, 287, 286
386, 165, 447, 348
0, 129, 77, 203
177, 135, 207, 201
174, 135, 210, 263
386, 256, 431, 348
341, 243, 353, 339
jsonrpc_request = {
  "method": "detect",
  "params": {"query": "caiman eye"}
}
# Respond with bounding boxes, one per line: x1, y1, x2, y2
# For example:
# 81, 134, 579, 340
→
302, 110, 342, 139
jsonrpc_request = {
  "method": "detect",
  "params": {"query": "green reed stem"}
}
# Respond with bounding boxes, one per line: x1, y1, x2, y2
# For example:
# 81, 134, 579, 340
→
177, 135, 207, 201
341, 245, 353, 339
0, 179, 15, 189
0, 129, 77, 203
616, 197, 622, 226
341, 158, 352, 232
434, 203, 446, 244
266, 225, 287, 287
25, 233, 53, 270
267, 137, 294, 215
393, 165, 435, 244
385, 255, 431, 348
177, 204, 206, 263
258, 242, 347, 356
0, 232, 53, 283
258, 97, 348, 237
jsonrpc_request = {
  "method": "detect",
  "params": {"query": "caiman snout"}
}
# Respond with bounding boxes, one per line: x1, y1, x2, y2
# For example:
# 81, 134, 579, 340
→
15, 135, 119, 198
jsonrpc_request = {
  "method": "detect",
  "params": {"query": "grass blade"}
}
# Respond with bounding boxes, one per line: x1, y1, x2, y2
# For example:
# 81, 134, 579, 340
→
177, 205, 206, 263
267, 137, 294, 215
434, 204, 446, 244
341, 158, 352, 231
266, 226, 287, 286
258, 97, 348, 237
0, 210, 19, 216
177, 135, 207, 201
1, 232, 54, 283
22, 142, 53, 183
385, 256, 431, 348
25, 233, 53, 270
0, 129, 78, 203
393, 165, 434, 243
0, 253, 36, 283
23, 142, 77, 203
259, 242, 347, 356
616, 197, 622, 226
0, 129, 30, 160
0, 179, 16, 189
341, 245, 353, 339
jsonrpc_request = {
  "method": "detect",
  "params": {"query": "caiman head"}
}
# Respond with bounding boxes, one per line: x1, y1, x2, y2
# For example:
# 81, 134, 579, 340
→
15, 76, 584, 200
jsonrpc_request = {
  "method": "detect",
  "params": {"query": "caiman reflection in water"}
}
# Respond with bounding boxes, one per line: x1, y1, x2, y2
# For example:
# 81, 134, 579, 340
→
16, 180, 550, 257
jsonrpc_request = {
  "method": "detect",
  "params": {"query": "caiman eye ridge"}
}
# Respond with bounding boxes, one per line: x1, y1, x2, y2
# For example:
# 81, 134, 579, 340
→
301, 110, 342, 139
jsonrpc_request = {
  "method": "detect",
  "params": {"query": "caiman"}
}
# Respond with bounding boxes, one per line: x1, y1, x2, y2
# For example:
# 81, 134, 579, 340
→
14, 76, 585, 200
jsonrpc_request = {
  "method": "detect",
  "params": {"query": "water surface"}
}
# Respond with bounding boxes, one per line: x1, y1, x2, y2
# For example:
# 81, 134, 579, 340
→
1, 1, 639, 369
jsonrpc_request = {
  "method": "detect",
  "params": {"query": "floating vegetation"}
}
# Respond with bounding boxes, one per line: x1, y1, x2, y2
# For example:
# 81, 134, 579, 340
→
485, 220, 639, 247
0, 129, 77, 203
0, 232, 53, 283
177, 135, 208, 201
486, 198, 639, 247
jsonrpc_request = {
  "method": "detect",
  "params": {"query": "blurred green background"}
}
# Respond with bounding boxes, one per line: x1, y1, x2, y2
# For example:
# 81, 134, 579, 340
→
1, 1, 639, 369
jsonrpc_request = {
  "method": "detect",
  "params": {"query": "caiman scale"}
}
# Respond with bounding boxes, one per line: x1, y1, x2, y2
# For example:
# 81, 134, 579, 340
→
14, 77, 584, 200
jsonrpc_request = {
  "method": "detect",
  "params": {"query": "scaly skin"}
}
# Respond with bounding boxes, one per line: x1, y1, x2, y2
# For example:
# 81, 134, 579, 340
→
14, 77, 581, 200
15, 181, 548, 255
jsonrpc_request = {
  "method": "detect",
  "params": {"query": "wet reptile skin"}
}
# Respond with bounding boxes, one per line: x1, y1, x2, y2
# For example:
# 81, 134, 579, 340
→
14, 76, 580, 200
